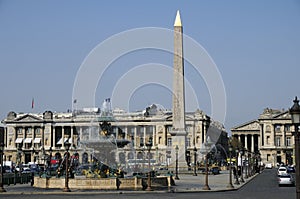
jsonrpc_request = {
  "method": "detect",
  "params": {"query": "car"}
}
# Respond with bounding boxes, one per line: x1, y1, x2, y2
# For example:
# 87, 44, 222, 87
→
265, 163, 273, 169
278, 173, 295, 186
277, 167, 287, 175
287, 166, 295, 173
210, 167, 220, 175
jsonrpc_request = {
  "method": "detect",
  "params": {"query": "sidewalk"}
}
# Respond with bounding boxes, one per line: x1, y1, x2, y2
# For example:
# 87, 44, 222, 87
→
1, 170, 259, 194
171, 170, 257, 192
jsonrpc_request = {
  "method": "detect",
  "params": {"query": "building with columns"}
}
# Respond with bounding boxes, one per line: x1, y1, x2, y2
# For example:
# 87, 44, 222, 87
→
2, 104, 228, 171
231, 108, 294, 167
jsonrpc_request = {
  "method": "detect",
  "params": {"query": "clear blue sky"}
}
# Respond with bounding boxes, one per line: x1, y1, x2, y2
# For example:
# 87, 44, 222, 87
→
0, 0, 300, 132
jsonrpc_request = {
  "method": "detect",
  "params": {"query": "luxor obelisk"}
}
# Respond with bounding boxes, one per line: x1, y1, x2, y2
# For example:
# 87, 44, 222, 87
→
170, 10, 187, 169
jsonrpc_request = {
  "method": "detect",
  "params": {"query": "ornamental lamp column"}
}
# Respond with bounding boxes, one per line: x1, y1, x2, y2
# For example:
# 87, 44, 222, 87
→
145, 137, 153, 191
63, 140, 71, 192
289, 96, 300, 199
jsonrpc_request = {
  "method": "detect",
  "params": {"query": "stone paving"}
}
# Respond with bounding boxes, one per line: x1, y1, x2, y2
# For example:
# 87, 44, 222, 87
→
1, 170, 259, 194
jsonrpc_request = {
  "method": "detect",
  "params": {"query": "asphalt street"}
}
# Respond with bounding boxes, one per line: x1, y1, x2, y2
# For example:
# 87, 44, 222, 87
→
0, 169, 296, 199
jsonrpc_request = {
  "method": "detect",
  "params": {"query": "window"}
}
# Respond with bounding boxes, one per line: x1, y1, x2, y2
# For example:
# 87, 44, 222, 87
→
140, 137, 144, 146
140, 126, 144, 134
196, 136, 200, 144
266, 136, 270, 145
286, 137, 291, 147
158, 137, 162, 144
147, 126, 154, 134
186, 137, 191, 147
275, 125, 281, 132
130, 127, 135, 135
186, 126, 191, 133
167, 126, 172, 133
267, 154, 270, 161
284, 125, 290, 132
266, 125, 271, 133
275, 136, 281, 147
17, 128, 22, 134
167, 138, 172, 147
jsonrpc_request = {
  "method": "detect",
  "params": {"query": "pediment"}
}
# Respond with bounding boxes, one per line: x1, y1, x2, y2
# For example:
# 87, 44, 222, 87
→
231, 120, 260, 131
15, 114, 42, 122
273, 111, 290, 120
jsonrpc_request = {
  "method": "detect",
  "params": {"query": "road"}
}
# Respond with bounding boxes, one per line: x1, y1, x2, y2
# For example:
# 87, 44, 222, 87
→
0, 169, 295, 199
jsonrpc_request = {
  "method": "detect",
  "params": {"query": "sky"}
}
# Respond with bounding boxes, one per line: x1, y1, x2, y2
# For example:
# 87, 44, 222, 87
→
0, 0, 300, 133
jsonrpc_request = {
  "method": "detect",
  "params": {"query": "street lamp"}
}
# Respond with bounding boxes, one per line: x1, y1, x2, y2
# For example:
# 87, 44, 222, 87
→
175, 145, 179, 180
201, 136, 213, 190
289, 96, 300, 199
63, 140, 71, 192
17, 145, 22, 175
234, 149, 240, 185
49, 147, 52, 168
145, 137, 153, 191
227, 143, 234, 189
193, 147, 197, 176
240, 148, 245, 183
0, 138, 6, 192
244, 149, 248, 179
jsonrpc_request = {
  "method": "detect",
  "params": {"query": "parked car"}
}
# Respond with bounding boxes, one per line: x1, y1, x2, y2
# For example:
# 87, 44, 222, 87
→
278, 173, 295, 186
277, 167, 287, 175
287, 166, 295, 173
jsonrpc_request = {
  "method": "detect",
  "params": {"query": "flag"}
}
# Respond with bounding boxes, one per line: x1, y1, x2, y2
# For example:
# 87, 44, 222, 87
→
31, 98, 34, 109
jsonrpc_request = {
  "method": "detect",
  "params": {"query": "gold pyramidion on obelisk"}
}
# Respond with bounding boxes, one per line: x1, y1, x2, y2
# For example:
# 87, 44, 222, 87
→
174, 10, 182, 27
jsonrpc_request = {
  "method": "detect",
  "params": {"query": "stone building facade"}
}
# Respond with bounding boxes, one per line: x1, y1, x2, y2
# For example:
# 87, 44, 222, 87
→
2, 105, 228, 171
231, 108, 294, 167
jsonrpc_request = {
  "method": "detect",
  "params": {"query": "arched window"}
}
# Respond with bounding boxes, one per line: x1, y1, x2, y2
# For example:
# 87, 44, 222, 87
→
119, 153, 126, 164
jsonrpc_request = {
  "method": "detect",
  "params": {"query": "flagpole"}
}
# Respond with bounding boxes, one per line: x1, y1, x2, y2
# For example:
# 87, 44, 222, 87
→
31, 98, 34, 109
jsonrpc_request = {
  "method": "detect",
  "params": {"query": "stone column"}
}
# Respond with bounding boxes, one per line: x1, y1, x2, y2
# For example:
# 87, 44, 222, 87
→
245, 134, 248, 150
53, 126, 56, 149
134, 127, 137, 148
124, 126, 128, 140
251, 135, 254, 152
71, 126, 74, 148
41, 126, 44, 147
62, 126, 65, 148
143, 126, 146, 144
79, 127, 83, 140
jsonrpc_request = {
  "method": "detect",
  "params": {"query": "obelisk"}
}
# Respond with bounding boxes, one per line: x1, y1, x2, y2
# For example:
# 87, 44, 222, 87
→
170, 10, 187, 169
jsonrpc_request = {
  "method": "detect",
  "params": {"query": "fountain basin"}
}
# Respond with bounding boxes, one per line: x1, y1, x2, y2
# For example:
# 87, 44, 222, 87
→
33, 176, 173, 190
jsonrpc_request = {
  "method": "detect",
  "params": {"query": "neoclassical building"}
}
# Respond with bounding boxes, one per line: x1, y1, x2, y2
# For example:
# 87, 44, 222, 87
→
231, 108, 294, 167
2, 104, 228, 171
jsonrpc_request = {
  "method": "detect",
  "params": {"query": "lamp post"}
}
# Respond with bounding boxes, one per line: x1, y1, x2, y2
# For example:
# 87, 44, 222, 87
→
175, 145, 179, 180
17, 145, 22, 176
234, 149, 240, 185
201, 136, 213, 190
145, 137, 153, 191
193, 147, 197, 176
63, 140, 71, 192
227, 144, 234, 189
240, 148, 245, 183
244, 149, 248, 179
49, 147, 52, 169
289, 96, 300, 199
0, 140, 6, 192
